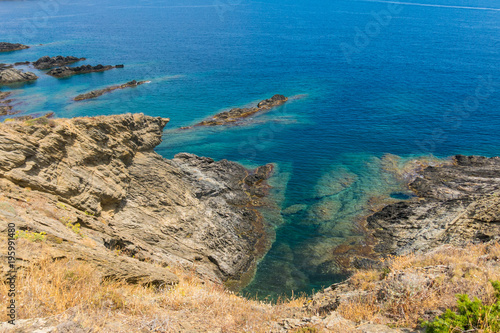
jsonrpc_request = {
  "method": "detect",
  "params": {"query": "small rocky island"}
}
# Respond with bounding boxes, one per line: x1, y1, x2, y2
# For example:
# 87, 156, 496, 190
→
47, 64, 117, 78
33, 55, 86, 70
74, 80, 148, 101
0, 42, 29, 52
0, 67, 38, 85
188, 94, 288, 128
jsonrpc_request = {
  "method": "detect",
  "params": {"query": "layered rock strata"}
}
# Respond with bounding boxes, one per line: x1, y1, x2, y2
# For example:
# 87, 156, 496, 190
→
0, 68, 38, 85
74, 80, 148, 101
0, 113, 274, 286
188, 94, 288, 127
368, 155, 500, 255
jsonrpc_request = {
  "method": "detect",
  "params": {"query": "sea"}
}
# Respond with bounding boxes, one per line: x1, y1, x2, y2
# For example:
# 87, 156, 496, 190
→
1, 0, 499, 298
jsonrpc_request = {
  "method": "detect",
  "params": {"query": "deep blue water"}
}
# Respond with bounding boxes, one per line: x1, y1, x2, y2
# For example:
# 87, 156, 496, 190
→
1, 0, 499, 298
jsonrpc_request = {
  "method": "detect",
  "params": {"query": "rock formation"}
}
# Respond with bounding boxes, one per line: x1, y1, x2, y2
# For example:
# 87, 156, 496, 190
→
368, 155, 500, 255
0, 42, 29, 52
188, 94, 288, 127
0, 91, 20, 116
33, 55, 86, 70
47, 64, 116, 78
0, 114, 274, 286
0, 68, 38, 85
74, 80, 148, 101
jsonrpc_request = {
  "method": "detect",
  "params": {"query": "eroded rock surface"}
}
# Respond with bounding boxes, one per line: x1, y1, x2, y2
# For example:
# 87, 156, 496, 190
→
0, 68, 38, 85
0, 113, 274, 286
33, 55, 86, 70
368, 155, 500, 255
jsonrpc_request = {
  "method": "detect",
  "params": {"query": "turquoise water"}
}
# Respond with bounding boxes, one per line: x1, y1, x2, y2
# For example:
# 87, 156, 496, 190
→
1, 0, 499, 297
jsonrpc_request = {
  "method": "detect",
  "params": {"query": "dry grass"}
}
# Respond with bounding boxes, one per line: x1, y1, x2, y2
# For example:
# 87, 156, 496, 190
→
336, 242, 500, 328
0, 247, 305, 332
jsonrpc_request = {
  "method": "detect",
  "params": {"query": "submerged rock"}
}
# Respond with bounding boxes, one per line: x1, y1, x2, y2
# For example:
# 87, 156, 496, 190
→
47, 64, 116, 78
33, 55, 86, 69
74, 80, 148, 101
368, 155, 500, 255
0, 91, 19, 116
0, 42, 29, 52
189, 94, 288, 127
0, 113, 274, 286
0, 68, 38, 85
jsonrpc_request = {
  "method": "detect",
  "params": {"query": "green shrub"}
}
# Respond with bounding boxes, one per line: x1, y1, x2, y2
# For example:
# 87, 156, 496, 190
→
14, 230, 47, 242
423, 280, 500, 332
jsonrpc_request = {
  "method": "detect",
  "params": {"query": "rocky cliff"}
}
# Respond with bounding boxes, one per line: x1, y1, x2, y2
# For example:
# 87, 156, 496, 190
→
368, 155, 500, 256
0, 114, 274, 287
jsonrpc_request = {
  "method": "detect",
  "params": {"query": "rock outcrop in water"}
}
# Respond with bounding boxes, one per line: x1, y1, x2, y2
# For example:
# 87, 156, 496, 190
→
187, 94, 288, 128
47, 64, 116, 78
74, 80, 148, 101
0, 92, 18, 116
0, 114, 274, 286
33, 55, 86, 70
0, 68, 38, 85
368, 155, 500, 255
0, 42, 29, 52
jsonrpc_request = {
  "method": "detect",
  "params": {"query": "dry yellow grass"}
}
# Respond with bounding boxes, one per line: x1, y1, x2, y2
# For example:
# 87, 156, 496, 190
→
0, 244, 305, 332
336, 242, 500, 328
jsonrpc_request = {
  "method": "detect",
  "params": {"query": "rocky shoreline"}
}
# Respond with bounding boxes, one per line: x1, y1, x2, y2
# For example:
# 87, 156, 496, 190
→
0, 114, 275, 287
74, 80, 148, 101
367, 155, 500, 256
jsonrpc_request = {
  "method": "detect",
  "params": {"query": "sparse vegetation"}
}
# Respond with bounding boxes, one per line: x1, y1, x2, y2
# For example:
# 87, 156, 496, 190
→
335, 242, 500, 329
14, 230, 47, 242
60, 216, 83, 236
0, 250, 306, 332
422, 280, 500, 333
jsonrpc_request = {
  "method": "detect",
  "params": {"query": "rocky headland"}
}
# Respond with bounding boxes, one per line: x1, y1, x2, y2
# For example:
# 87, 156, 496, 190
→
186, 94, 288, 128
74, 80, 148, 101
47, 64, 117, 78
1, 111, 499, 331
0, 42, 29, 53
367, 155, 500, 256
0, 113, 275, 288
33, 55, 86, 70
0, 68, 38, 85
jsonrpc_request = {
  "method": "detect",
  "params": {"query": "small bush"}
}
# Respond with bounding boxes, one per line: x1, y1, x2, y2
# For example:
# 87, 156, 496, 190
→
423, 280, 500, 333
14, 230, 46, 242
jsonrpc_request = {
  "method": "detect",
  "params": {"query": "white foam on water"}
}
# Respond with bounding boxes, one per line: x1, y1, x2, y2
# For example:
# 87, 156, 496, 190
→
358, 0, 500, 12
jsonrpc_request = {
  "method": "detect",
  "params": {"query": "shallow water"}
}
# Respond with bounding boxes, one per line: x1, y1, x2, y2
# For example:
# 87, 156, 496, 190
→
1, 0, 499, 298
